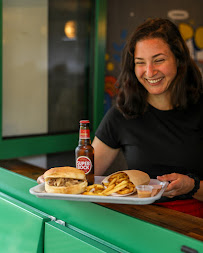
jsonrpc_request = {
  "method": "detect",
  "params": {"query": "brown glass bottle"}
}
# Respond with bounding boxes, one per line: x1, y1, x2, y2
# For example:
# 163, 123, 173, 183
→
75, 120, 94, 185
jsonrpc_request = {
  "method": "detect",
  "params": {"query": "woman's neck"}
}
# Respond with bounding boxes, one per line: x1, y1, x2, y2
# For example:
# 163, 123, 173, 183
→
147, 94, 173, 111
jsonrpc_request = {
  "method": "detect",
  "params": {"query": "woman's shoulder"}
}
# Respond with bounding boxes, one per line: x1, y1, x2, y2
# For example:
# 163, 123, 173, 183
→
105, 106, 125, 119
98, 106, 127, 130
188, 93, 203, 110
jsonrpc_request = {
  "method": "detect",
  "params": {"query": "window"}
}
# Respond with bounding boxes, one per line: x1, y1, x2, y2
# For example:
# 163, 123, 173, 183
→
0, 0, 107, 159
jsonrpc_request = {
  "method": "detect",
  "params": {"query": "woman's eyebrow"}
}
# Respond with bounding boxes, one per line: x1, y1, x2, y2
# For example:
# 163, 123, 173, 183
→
134, 57, 144, 60
134, 53, 166, 60
152, 53, 165, 58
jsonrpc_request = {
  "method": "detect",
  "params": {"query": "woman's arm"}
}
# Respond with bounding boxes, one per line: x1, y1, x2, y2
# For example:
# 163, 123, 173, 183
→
193, 181, 203, 201
92, 136, 120, 176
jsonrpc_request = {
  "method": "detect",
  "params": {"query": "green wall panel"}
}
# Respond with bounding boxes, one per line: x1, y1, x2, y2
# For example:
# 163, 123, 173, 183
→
0, 192, 51, 253
44, 221, 118, 253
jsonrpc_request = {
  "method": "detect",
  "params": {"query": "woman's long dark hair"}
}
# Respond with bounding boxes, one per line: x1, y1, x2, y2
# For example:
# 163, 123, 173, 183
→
116, 18, 203, 118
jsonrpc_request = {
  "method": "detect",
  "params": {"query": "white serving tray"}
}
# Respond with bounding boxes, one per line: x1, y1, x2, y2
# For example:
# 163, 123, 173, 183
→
29, 176, 168, 205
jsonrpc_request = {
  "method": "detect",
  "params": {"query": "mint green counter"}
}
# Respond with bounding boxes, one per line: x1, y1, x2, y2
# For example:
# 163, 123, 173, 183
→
0, 167, 202, 253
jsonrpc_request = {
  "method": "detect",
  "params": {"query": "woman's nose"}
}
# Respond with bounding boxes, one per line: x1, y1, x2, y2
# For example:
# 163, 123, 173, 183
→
145, 64, 157, 77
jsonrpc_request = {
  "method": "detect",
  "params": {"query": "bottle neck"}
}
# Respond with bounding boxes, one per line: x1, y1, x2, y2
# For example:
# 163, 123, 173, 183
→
78, 139, 91, 146
79, 124, 91, 145
79, 127, 90, 139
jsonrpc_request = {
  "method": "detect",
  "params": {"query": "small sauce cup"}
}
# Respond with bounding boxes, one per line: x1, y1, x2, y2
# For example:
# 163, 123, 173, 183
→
136, 185, 153, 198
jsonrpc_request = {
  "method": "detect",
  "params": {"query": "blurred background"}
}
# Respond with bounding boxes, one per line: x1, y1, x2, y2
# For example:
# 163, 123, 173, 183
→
1, 0, 202, 170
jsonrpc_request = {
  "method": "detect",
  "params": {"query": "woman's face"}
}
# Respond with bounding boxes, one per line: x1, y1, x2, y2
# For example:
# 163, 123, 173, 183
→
134, 38, 177, 100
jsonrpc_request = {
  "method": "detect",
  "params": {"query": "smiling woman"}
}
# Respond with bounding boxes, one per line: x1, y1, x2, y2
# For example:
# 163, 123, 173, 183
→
92, 18, 203, 217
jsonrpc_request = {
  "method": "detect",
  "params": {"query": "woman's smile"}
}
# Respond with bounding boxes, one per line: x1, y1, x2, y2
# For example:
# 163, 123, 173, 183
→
145, 77, 164, 85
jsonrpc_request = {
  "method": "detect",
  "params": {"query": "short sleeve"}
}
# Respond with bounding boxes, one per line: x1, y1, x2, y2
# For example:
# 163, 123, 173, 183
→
95, 107, 122, 149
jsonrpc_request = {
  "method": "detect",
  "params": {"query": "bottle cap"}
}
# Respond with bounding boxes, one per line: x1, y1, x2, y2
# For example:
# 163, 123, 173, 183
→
80, 120, 90, 124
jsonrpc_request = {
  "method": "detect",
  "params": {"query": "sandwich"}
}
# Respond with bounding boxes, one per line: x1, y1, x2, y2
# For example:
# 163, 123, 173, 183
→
44, 166, 88, 194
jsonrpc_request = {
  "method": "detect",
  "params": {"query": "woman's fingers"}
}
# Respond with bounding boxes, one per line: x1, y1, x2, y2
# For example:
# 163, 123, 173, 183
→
37, 175, 45, 184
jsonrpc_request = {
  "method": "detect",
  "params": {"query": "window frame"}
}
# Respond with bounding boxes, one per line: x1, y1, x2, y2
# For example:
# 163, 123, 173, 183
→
0, 0, 107, 159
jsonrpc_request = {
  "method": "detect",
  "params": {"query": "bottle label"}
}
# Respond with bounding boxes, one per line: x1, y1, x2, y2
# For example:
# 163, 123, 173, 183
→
76, 156, 92, 174
79, 129, 90, 139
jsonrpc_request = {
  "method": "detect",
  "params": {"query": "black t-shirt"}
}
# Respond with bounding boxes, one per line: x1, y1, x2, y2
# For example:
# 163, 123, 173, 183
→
96, 96, 203, 180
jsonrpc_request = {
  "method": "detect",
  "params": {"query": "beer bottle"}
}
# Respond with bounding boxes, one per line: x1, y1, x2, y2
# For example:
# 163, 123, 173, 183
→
75, 120, 94, 185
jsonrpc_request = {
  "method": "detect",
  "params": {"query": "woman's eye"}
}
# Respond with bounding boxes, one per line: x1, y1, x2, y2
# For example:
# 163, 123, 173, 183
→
135, 61, 145, 65
155, 59, 165, 63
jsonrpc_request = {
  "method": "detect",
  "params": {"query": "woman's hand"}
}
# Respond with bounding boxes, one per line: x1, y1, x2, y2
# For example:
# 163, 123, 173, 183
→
37, 175, 45, 184
157, 173, 195, 198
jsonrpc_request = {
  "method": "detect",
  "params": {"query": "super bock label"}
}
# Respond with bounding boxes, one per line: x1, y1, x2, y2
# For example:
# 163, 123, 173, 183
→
76, 156, 92, 174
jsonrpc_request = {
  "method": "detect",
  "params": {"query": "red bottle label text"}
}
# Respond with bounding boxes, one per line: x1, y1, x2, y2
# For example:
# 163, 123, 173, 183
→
79, 129, 90, 139
76, 156, 92, 174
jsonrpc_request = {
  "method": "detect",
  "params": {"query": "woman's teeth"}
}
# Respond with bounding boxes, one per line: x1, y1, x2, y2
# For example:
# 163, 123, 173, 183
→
147, 78, 163, 84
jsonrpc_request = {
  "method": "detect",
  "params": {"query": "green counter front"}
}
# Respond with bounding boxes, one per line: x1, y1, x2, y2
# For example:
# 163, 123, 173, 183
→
0, 167, 202, 253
